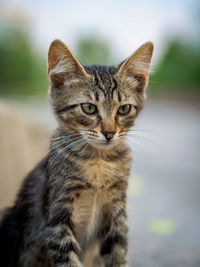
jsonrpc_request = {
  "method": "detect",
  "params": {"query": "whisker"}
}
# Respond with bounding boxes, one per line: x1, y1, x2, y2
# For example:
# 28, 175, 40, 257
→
34, 132, 89, 149
49, 137, 84, 167
125, 137, 146, 151
127, 132, 163, 149
66, 139, 87, 155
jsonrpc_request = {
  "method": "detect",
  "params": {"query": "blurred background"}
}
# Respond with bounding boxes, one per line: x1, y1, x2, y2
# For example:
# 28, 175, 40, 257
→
0, 0, 200, 266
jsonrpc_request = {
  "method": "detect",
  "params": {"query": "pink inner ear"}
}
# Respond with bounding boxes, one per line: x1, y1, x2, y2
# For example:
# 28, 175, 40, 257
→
48, 45, 60, 71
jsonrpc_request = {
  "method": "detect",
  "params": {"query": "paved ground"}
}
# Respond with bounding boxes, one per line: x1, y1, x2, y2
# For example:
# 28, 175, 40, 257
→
127, 99, 200, 267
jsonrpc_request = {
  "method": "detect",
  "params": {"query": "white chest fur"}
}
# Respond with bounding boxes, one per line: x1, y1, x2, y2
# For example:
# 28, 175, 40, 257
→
72, 158, 119, 243
82, 158, 120, 186
72, 156, 128, 246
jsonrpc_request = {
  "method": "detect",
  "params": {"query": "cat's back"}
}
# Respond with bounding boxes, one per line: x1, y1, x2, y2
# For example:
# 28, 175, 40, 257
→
0, 155, 49, 267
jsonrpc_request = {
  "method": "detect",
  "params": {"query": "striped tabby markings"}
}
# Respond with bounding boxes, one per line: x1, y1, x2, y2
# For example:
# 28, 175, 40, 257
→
57, 104, 78, 114
94, 72, 107, 97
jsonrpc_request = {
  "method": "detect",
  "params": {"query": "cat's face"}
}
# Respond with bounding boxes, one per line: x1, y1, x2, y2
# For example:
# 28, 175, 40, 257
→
48, 40, 153, 150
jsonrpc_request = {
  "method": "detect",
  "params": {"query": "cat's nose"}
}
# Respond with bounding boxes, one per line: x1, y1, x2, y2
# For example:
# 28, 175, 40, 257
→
101, 131, 116, 142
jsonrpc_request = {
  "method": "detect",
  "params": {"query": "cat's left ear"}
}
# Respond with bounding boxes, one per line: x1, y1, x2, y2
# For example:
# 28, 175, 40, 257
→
115, 42, 154, 94
48, 39, 90, 88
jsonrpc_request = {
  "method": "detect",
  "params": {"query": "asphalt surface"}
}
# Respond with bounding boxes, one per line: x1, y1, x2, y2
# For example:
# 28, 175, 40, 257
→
127, 99, 200, 267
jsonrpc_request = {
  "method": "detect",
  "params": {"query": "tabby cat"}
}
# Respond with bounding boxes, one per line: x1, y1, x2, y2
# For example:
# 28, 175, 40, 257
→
0, 39, 153, 267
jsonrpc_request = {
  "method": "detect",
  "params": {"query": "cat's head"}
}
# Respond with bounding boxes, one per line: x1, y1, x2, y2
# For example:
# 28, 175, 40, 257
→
48, 40, 153, 150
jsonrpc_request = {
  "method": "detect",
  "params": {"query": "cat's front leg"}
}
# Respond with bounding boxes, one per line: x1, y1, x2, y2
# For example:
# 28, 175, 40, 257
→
100, 207, 128, 267
46, 208, 83, 267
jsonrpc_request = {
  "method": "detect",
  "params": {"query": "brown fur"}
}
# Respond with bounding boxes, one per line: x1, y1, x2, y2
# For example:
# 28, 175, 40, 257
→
0, 39, 153, 267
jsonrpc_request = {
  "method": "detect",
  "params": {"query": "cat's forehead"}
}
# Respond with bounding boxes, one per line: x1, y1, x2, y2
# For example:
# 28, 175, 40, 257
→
84, 65, 137, 104
60, 64, 138, 107
84, 65, 117, 96
84, 64, 117, 78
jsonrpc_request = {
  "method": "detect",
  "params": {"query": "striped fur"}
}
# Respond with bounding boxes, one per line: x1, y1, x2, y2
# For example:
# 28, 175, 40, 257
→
0, 39, 153, 267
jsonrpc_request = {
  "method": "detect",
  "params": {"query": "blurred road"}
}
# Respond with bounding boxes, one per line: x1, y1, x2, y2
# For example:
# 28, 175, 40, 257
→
127, 99, 200, 267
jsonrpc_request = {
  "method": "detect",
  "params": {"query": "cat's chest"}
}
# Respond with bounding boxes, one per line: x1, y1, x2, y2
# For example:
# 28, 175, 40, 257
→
72, 158, 128, 244
81, 158, 120, 186
72, 189, 101, 244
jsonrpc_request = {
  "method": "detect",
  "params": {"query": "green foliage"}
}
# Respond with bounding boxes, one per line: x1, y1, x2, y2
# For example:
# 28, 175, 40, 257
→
150, 40, 200, 94
75, 36, 112, 65
0, 26, 47, 97
1, 27, 199, 98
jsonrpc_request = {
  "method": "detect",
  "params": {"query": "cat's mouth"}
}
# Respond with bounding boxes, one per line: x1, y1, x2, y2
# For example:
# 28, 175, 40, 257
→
88, 139, 117, 150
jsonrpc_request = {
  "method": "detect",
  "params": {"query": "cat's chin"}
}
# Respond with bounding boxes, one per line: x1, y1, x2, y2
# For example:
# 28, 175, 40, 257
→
88, 140, 119, 150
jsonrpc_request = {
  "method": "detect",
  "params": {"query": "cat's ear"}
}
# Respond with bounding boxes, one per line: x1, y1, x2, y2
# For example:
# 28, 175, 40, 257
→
48, 39, 90, 88
116, 42, 154, 94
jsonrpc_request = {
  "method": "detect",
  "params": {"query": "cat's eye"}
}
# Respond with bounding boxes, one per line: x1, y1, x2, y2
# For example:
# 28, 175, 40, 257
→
81, 103, 98, 115
117, 104, 132, 115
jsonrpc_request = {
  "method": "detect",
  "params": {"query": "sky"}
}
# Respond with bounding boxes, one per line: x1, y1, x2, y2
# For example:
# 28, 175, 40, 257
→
0, 0, 198, 63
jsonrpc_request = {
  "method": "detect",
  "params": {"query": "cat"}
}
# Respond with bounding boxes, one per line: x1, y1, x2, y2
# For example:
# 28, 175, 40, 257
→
0, 39, 153, 267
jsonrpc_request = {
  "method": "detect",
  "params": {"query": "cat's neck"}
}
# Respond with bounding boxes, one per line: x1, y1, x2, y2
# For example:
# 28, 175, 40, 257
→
48, 128, 131, 188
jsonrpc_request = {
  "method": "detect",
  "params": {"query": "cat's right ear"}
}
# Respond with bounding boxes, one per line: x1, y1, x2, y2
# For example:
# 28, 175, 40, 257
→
48, 40, 90, 88
115, 42, 154, 95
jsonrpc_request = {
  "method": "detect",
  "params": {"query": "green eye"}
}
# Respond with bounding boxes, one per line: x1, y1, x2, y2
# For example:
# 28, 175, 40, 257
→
81, 103, 98, 115
118, 104, 132, 115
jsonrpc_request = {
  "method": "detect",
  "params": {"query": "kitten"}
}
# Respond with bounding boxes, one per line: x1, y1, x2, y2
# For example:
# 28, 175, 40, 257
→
0, 39, 153, 267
